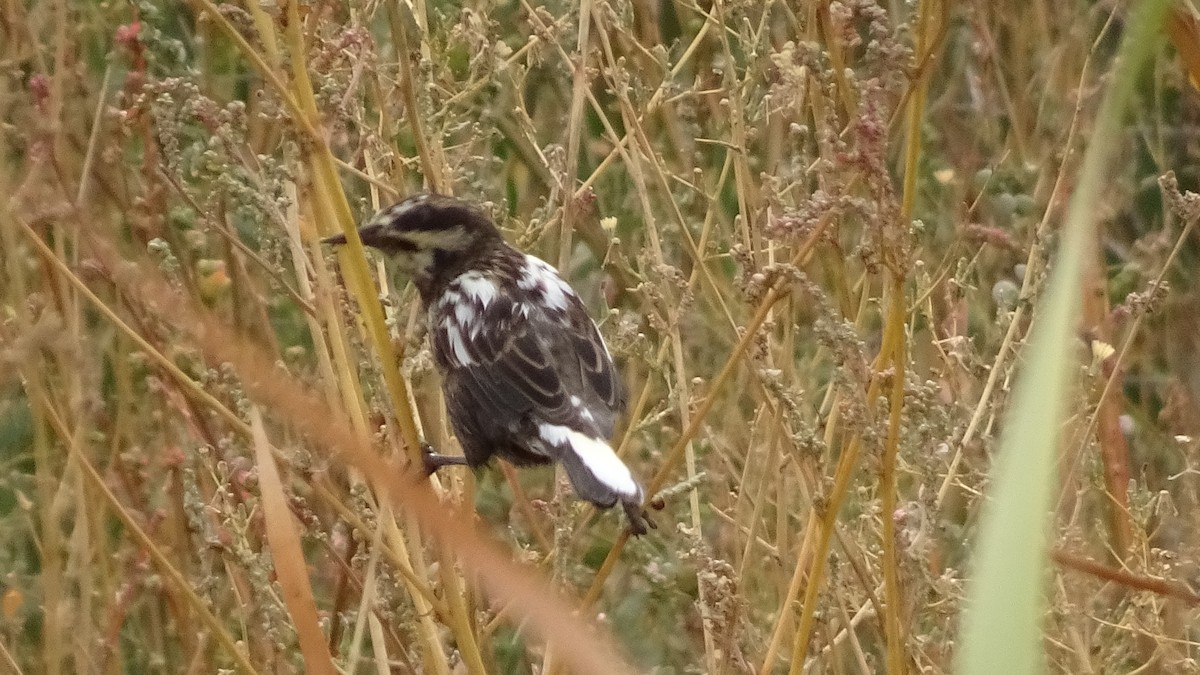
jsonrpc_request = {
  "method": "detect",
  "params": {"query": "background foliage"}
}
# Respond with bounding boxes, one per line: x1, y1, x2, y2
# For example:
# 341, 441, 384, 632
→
2, 0, 1199, 673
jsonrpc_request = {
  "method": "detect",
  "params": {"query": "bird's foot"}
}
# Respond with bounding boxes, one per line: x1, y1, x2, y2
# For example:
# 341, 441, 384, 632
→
420, 441, 470, 476
623, 501, 655, 537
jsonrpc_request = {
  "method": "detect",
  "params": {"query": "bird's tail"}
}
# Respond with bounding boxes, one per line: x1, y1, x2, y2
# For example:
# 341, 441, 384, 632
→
538, 423, 642, 508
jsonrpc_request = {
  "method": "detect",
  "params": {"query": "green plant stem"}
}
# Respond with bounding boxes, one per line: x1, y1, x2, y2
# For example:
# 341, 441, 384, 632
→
958, 1, 1173, 672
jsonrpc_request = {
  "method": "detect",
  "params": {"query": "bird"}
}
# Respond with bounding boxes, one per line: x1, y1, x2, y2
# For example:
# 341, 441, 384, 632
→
323, 193, 650, 535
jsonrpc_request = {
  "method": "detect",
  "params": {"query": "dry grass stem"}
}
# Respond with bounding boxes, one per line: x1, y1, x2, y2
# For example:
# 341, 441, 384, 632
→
4, 0, 1199, 672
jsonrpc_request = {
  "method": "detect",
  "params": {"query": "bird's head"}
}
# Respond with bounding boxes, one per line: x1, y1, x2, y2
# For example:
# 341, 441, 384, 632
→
323, 194, 504, 301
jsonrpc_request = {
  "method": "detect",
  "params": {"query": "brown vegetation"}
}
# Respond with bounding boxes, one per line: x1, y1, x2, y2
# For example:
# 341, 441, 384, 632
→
1, 0, 1198, 672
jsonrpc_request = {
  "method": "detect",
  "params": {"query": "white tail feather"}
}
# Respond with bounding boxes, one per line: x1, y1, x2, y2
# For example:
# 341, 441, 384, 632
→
537, 423, 640, 499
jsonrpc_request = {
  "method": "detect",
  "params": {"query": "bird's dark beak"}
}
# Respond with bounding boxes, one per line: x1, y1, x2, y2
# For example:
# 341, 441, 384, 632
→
321, 223, 384, 249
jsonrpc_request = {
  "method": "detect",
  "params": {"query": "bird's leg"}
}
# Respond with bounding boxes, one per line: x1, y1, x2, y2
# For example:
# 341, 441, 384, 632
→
420, 441, 470, 476
623, 501, 655, 537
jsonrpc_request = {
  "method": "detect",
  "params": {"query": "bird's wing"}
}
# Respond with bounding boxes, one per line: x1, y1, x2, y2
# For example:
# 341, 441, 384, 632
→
430, 283, 617, 456
560, 294, 627, 422
430, 269, 641, 507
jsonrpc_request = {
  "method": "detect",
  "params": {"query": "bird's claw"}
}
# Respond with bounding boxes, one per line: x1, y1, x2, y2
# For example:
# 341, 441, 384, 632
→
623, 502, 655, 537
420, 441, 469, 476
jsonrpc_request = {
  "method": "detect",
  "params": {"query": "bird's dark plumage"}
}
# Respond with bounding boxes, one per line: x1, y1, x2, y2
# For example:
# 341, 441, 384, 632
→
324, 194, 649, 534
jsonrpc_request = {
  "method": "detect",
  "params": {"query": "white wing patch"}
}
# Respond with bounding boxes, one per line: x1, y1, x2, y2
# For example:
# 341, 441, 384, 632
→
519, 255, 575, 311
445, 324, 475, 366
569, 395, 595, 422
433, 273, 499, 368
459, 272, 499, 307
454, 302, 476, 326
537, 423, 640, 499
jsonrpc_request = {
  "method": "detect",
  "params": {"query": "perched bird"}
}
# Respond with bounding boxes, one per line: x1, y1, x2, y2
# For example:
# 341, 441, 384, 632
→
323, 194, 650, 535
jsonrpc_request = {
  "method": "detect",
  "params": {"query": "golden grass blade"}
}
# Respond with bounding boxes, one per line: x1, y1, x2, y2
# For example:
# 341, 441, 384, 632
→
248, 407, 337, 673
